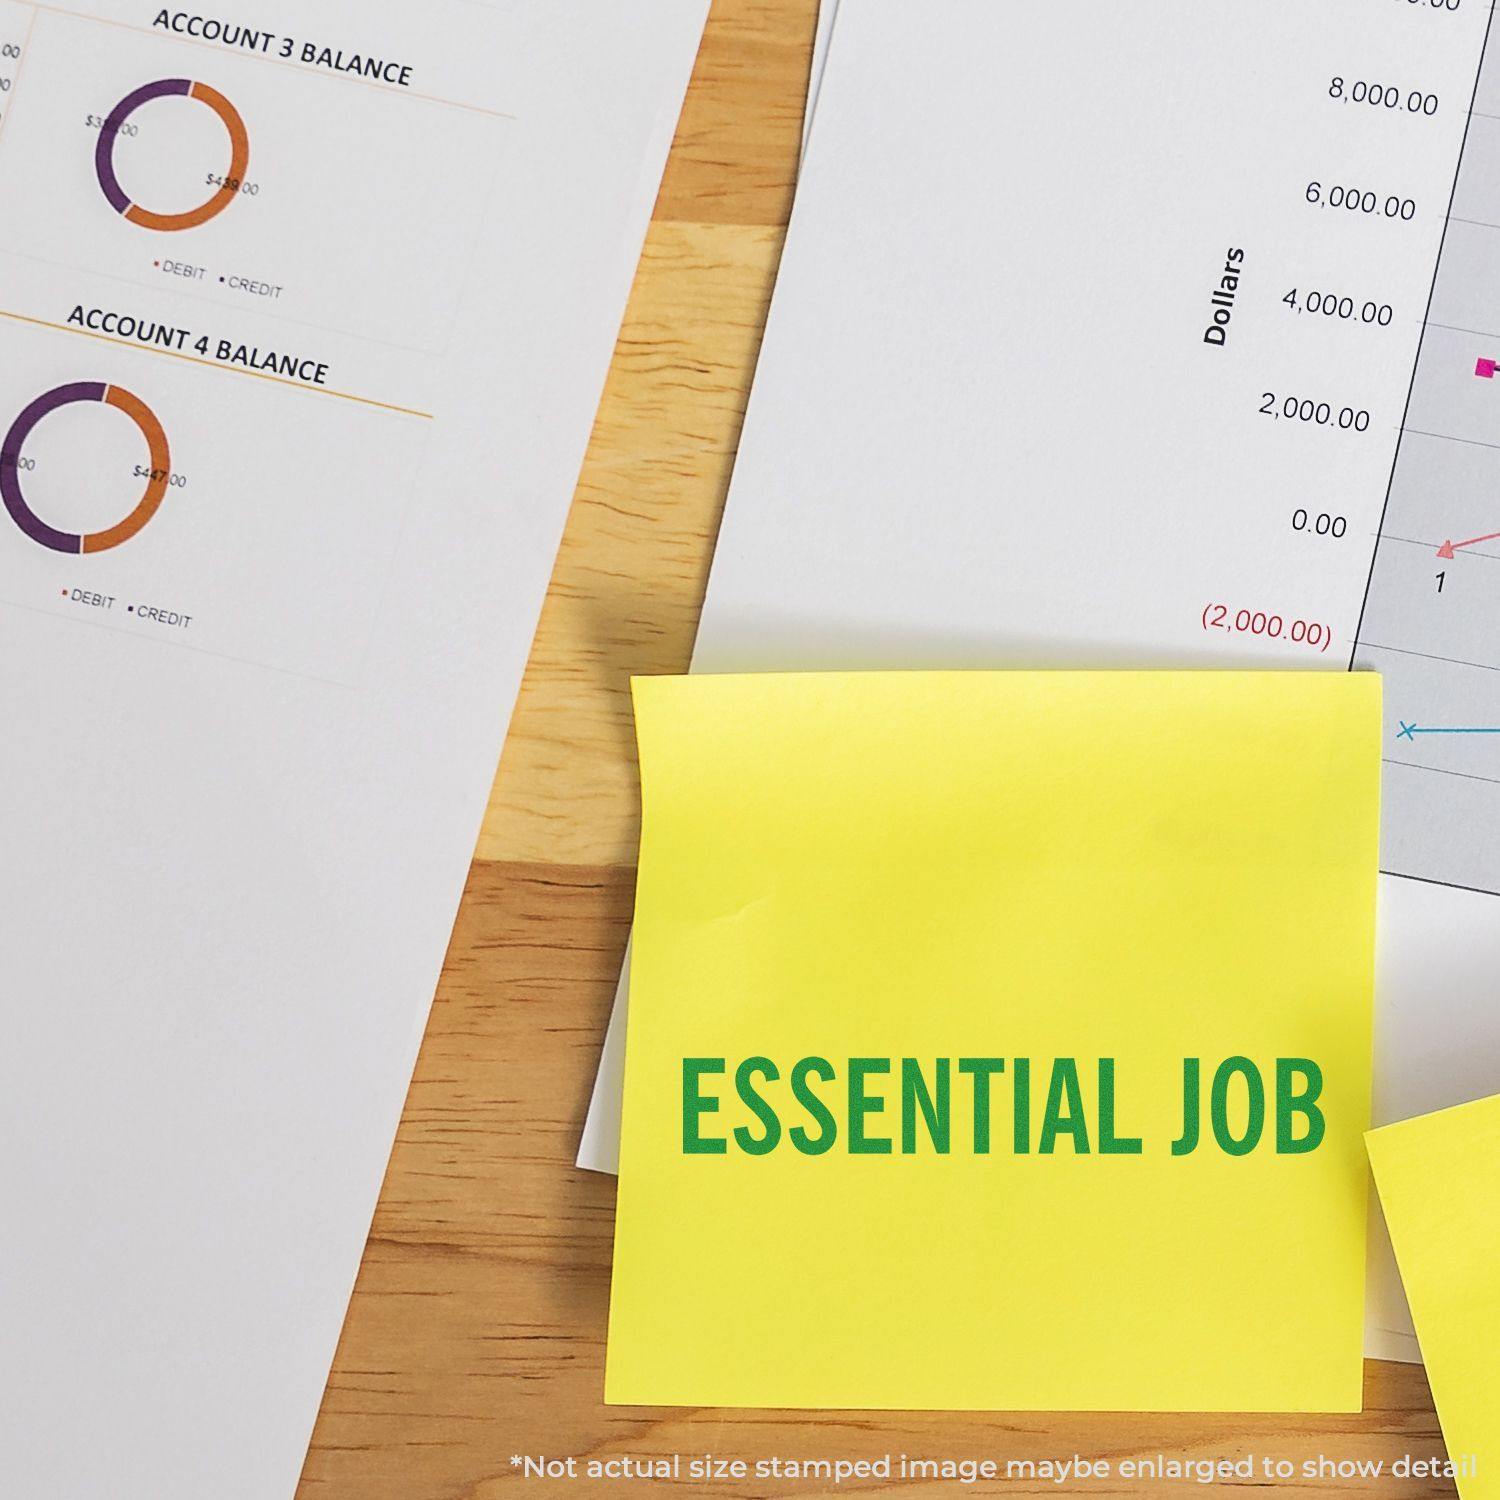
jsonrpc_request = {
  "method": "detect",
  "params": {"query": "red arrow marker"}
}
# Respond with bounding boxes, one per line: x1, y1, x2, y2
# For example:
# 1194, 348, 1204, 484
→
1437, 530, 1500, 559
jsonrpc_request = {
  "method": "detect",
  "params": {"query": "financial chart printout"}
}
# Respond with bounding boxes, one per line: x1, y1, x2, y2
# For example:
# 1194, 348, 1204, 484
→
0, 2, 708, 1497
1355, 34, 1500, 898
0, 0, 515, 681
581, 0, 1500, 1360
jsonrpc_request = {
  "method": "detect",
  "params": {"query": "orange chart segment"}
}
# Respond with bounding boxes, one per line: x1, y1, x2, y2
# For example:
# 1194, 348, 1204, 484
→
0, 382, 171, 555
85, 386, 170, 552
95, 78, 250, 233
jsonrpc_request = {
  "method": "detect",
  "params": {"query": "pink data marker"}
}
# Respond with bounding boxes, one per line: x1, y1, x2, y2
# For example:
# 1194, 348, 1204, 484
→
1476, 358, 1498, 379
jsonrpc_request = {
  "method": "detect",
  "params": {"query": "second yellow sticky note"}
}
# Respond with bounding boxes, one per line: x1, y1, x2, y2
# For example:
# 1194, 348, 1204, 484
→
1368, 1094, 1500, 1498
608, 672, 1381, 1412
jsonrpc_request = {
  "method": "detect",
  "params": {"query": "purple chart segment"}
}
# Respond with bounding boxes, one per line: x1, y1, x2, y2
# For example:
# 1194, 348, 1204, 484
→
1, 383, 108, 554
0, 383, 172, 555
94, 78, 192, 216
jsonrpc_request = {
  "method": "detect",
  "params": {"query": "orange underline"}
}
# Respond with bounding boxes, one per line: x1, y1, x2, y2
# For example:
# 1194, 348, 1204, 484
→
0, 308, 435, 420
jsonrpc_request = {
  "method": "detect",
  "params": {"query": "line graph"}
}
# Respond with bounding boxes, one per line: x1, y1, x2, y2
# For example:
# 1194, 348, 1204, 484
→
1397, 721, 1500, 739
1436, 527, 1500, 558
1354, 45, 1500, 896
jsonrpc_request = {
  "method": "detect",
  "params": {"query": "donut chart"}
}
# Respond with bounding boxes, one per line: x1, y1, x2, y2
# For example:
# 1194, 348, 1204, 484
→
95, 78, 249, 232
1, 383, 171, 554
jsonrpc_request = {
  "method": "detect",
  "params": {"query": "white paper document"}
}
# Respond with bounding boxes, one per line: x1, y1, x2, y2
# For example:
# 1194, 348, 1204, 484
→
0, 1, 706, 1494
801, 0, 838, 159
580, 0, 1500, 1363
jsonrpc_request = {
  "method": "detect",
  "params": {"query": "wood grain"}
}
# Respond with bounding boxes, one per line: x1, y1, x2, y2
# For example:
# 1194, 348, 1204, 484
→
475, 217, 784, 869
298, 2, 1455, 1495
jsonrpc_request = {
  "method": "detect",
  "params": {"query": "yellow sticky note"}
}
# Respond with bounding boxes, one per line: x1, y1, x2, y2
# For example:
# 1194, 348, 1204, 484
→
1368, 1096, 1500, 1496
607, 672, 1381, 1412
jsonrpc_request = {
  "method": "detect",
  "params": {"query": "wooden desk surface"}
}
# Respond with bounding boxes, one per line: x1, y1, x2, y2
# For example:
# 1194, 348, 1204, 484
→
297, 4, 1454, 1495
